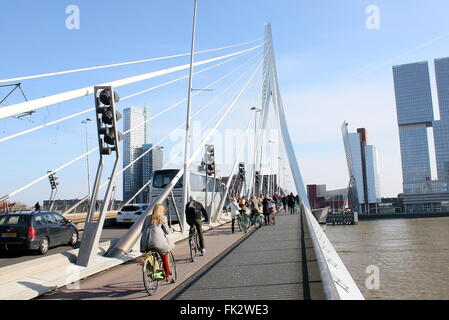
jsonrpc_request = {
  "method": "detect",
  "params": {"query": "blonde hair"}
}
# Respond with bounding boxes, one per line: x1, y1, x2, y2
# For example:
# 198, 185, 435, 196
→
150, 204, 166, 226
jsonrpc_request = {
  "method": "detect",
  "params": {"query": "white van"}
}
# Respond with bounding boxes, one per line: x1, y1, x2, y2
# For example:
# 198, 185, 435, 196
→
116, 204, 149, 224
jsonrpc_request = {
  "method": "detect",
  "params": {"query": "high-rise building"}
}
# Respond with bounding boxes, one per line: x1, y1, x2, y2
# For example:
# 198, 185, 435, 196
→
141, 144, 164, 203
392, 59, 449, 212
393, 62, 434, 194
341, 122, 381, 213
123, 107, 151, 203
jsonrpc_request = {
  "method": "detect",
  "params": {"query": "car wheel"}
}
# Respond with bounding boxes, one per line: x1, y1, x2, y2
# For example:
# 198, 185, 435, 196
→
68, 231, 78, 247
38, 237, 49, 255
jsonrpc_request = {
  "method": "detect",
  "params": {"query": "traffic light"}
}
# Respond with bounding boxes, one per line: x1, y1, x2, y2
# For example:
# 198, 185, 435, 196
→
255, 171, 261, 185
95, 87, 122, 155
238, 162, 245, 182
47, 171, 59, 190
205, 144, 215, 176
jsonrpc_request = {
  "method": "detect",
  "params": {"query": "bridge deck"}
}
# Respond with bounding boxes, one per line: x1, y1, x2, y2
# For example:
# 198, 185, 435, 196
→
167, 212, 326, 300
38, 212, 326, 300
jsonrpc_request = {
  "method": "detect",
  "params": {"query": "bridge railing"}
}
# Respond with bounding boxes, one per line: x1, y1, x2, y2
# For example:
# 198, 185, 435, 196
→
303, 206, 365, 300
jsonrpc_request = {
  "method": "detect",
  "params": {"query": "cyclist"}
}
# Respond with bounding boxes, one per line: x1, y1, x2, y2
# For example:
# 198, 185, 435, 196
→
185, 196, 209, 254
249, 196, 262, 223
140, 204, 175, 283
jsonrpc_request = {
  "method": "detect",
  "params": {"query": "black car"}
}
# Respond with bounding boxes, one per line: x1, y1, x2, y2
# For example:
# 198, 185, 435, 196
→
0, 211, 78, 255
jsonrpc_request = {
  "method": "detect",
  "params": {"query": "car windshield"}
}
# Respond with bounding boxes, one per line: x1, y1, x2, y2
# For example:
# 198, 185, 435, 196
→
0, 215, 29, 226
121, 206, 141, 212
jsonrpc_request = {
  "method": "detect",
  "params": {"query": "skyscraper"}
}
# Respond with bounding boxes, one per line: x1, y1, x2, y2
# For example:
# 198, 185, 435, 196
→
123, 107, 150, 202
393, 62, 433, 194
141, 144, 164, 203
341, 122, 381, 214
392, 59, 449, 212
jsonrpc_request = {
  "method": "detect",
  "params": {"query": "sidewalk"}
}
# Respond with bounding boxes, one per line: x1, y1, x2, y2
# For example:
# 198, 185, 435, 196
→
0, 213, 234, 300
39, 218, 252, 300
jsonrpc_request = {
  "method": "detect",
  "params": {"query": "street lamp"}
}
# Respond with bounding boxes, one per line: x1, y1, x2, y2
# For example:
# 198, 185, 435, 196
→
268, 140, 275, 196
81, 118, 92, 211
250, 107, 261, 196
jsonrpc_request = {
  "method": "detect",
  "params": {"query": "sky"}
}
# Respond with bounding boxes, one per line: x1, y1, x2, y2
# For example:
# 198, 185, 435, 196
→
1, 0, 449, 205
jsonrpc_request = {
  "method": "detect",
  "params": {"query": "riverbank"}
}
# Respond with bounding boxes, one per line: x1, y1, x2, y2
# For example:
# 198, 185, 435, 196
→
359, 212, 449, 220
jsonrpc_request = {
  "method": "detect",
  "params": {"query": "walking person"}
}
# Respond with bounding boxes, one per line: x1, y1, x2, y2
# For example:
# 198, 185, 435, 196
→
262, 195, 272, 226
140, 204, 175, 283
294, 194, 300, 214
281, 195, 288, 212
287, 193, 295, 215
34, 202, 41, 211
185, 196, 209, 254
227, 197, 241, 234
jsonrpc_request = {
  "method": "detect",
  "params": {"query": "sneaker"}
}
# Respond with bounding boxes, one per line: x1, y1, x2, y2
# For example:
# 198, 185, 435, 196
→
201, 248, 207, 254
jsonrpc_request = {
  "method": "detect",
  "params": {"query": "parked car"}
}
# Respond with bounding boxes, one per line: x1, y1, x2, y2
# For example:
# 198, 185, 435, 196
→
116, 204, 149, 225
0, 211, 78, 255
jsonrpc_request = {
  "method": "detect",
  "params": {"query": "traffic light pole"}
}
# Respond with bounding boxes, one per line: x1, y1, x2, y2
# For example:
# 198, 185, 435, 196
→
77, 86, 121, 267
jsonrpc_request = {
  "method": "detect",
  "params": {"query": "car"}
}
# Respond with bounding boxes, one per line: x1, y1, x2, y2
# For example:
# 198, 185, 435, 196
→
116, 204, 149, 225
0, 211, 79, 255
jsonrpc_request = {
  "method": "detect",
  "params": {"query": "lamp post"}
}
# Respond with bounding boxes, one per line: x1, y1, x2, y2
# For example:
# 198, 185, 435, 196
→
267, 140, 275, 196
250, 107, 261, 196
81, 118, 92, 211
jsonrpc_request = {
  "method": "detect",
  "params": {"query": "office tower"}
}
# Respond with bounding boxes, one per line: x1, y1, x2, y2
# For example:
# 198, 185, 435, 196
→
393, 62, 434, 194
392, 59, 449, 212
141, 144, 164, 203
341, 122, 381, 213
434, 58, 449, 181
123, 107, 151, 202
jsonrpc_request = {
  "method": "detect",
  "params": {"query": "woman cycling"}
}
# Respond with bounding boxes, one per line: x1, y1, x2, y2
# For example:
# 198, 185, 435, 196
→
140, 204, 175, 283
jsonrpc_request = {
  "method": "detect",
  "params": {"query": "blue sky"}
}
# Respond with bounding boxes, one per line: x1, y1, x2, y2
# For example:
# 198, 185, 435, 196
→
1, 1, 449, 205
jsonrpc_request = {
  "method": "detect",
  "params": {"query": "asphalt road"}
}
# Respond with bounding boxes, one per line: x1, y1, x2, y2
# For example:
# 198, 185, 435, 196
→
0, 224, 130, 268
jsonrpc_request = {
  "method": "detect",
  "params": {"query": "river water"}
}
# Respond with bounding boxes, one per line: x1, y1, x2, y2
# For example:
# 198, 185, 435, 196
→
325, 217, 449, 300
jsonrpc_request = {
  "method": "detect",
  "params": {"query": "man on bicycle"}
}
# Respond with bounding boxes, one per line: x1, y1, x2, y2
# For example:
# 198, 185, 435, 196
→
185, 196, 208, 254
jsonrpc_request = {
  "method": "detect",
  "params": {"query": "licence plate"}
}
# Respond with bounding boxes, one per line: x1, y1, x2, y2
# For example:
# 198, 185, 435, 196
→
1, 233, 17, 237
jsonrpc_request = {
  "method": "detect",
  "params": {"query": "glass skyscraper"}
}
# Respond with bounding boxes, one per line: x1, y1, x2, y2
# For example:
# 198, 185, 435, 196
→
393, 58, 449, 208
123, 106, 151, 203
341, 122, 381, 213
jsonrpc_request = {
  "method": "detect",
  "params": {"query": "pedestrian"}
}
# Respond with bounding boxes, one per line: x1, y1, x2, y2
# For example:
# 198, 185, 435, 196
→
34, 202, 41, 211
281, 195, 288, 212
140, 204, 175, 283
227, 197, 241, 234
262, 195, 272, 225
185, 196, 209, 254
287, 193, 295, 215
294, 195, 300, 214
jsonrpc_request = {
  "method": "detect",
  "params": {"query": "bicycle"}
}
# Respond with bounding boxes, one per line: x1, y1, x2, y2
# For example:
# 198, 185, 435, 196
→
141, 250, 177, 296
269, 207, 276, 225
236, 212, 249, 233
249, 211, 263, 229
189, 226, 203, 262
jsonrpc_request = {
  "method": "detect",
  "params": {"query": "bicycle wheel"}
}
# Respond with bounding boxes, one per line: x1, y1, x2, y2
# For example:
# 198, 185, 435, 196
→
189, 233, 197, 262
142, 254, 160, 295
168, 251, 177, 282
196, 233, 203, 256
254, 215, 263, 229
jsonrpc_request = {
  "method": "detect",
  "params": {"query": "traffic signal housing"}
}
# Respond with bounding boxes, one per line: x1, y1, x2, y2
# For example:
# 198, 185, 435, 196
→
94, 87, 122, 155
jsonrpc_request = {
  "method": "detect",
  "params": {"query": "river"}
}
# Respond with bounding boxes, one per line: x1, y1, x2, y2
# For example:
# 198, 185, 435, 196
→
325, 217, 449, 300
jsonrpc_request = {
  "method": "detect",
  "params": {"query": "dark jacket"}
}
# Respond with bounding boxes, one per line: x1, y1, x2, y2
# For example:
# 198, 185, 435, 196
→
185, 200, 208, 222
287, 195, 295, 206
262, 198, 271, 214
